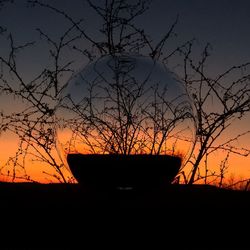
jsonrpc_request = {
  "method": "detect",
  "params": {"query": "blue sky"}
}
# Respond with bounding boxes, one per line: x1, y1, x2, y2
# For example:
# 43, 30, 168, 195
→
1, 0, 250, 75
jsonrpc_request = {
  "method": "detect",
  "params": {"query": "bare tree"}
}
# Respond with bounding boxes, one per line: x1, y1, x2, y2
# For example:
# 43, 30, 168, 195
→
52, 0, 194, 162
173, 42, 250, 185
0, 5, 81, 182
0, 0, 250, 185
1, 0, 186, 182
57, 53, 194, 159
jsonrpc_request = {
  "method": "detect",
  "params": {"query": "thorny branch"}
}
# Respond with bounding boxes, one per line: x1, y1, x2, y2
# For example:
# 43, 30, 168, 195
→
0, 0, 250, 186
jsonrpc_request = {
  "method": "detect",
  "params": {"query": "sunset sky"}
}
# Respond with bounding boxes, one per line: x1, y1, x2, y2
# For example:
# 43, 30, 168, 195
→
1, 0, 250, 183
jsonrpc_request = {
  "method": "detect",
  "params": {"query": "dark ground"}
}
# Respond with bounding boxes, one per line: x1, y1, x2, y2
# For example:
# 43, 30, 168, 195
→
0, 182, 249, 248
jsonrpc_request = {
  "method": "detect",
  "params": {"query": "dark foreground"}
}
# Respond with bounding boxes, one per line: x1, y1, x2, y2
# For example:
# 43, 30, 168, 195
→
0, 182, 249, 248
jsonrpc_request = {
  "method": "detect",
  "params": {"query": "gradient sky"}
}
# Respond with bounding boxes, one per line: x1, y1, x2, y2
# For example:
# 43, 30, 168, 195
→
1, 0, 250, 182
1, 0, 250, 71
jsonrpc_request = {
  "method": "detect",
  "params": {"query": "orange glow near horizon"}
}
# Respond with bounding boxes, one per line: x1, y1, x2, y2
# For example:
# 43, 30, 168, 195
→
0, 132, 73, 183
0, 127, 250, 184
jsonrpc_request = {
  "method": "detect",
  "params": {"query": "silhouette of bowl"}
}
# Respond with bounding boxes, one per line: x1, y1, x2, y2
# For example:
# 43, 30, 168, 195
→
55, 54, 195, 189
67, 154, 181, 190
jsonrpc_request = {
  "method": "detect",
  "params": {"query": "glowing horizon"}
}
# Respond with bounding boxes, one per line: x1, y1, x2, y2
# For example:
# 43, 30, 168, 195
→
0, 131, 249, 184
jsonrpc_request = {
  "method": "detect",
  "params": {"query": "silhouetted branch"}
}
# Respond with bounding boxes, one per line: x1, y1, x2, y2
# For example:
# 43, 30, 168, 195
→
28, 0, 106, 55
176, 43, 250, 184
1, 0, 250, 186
